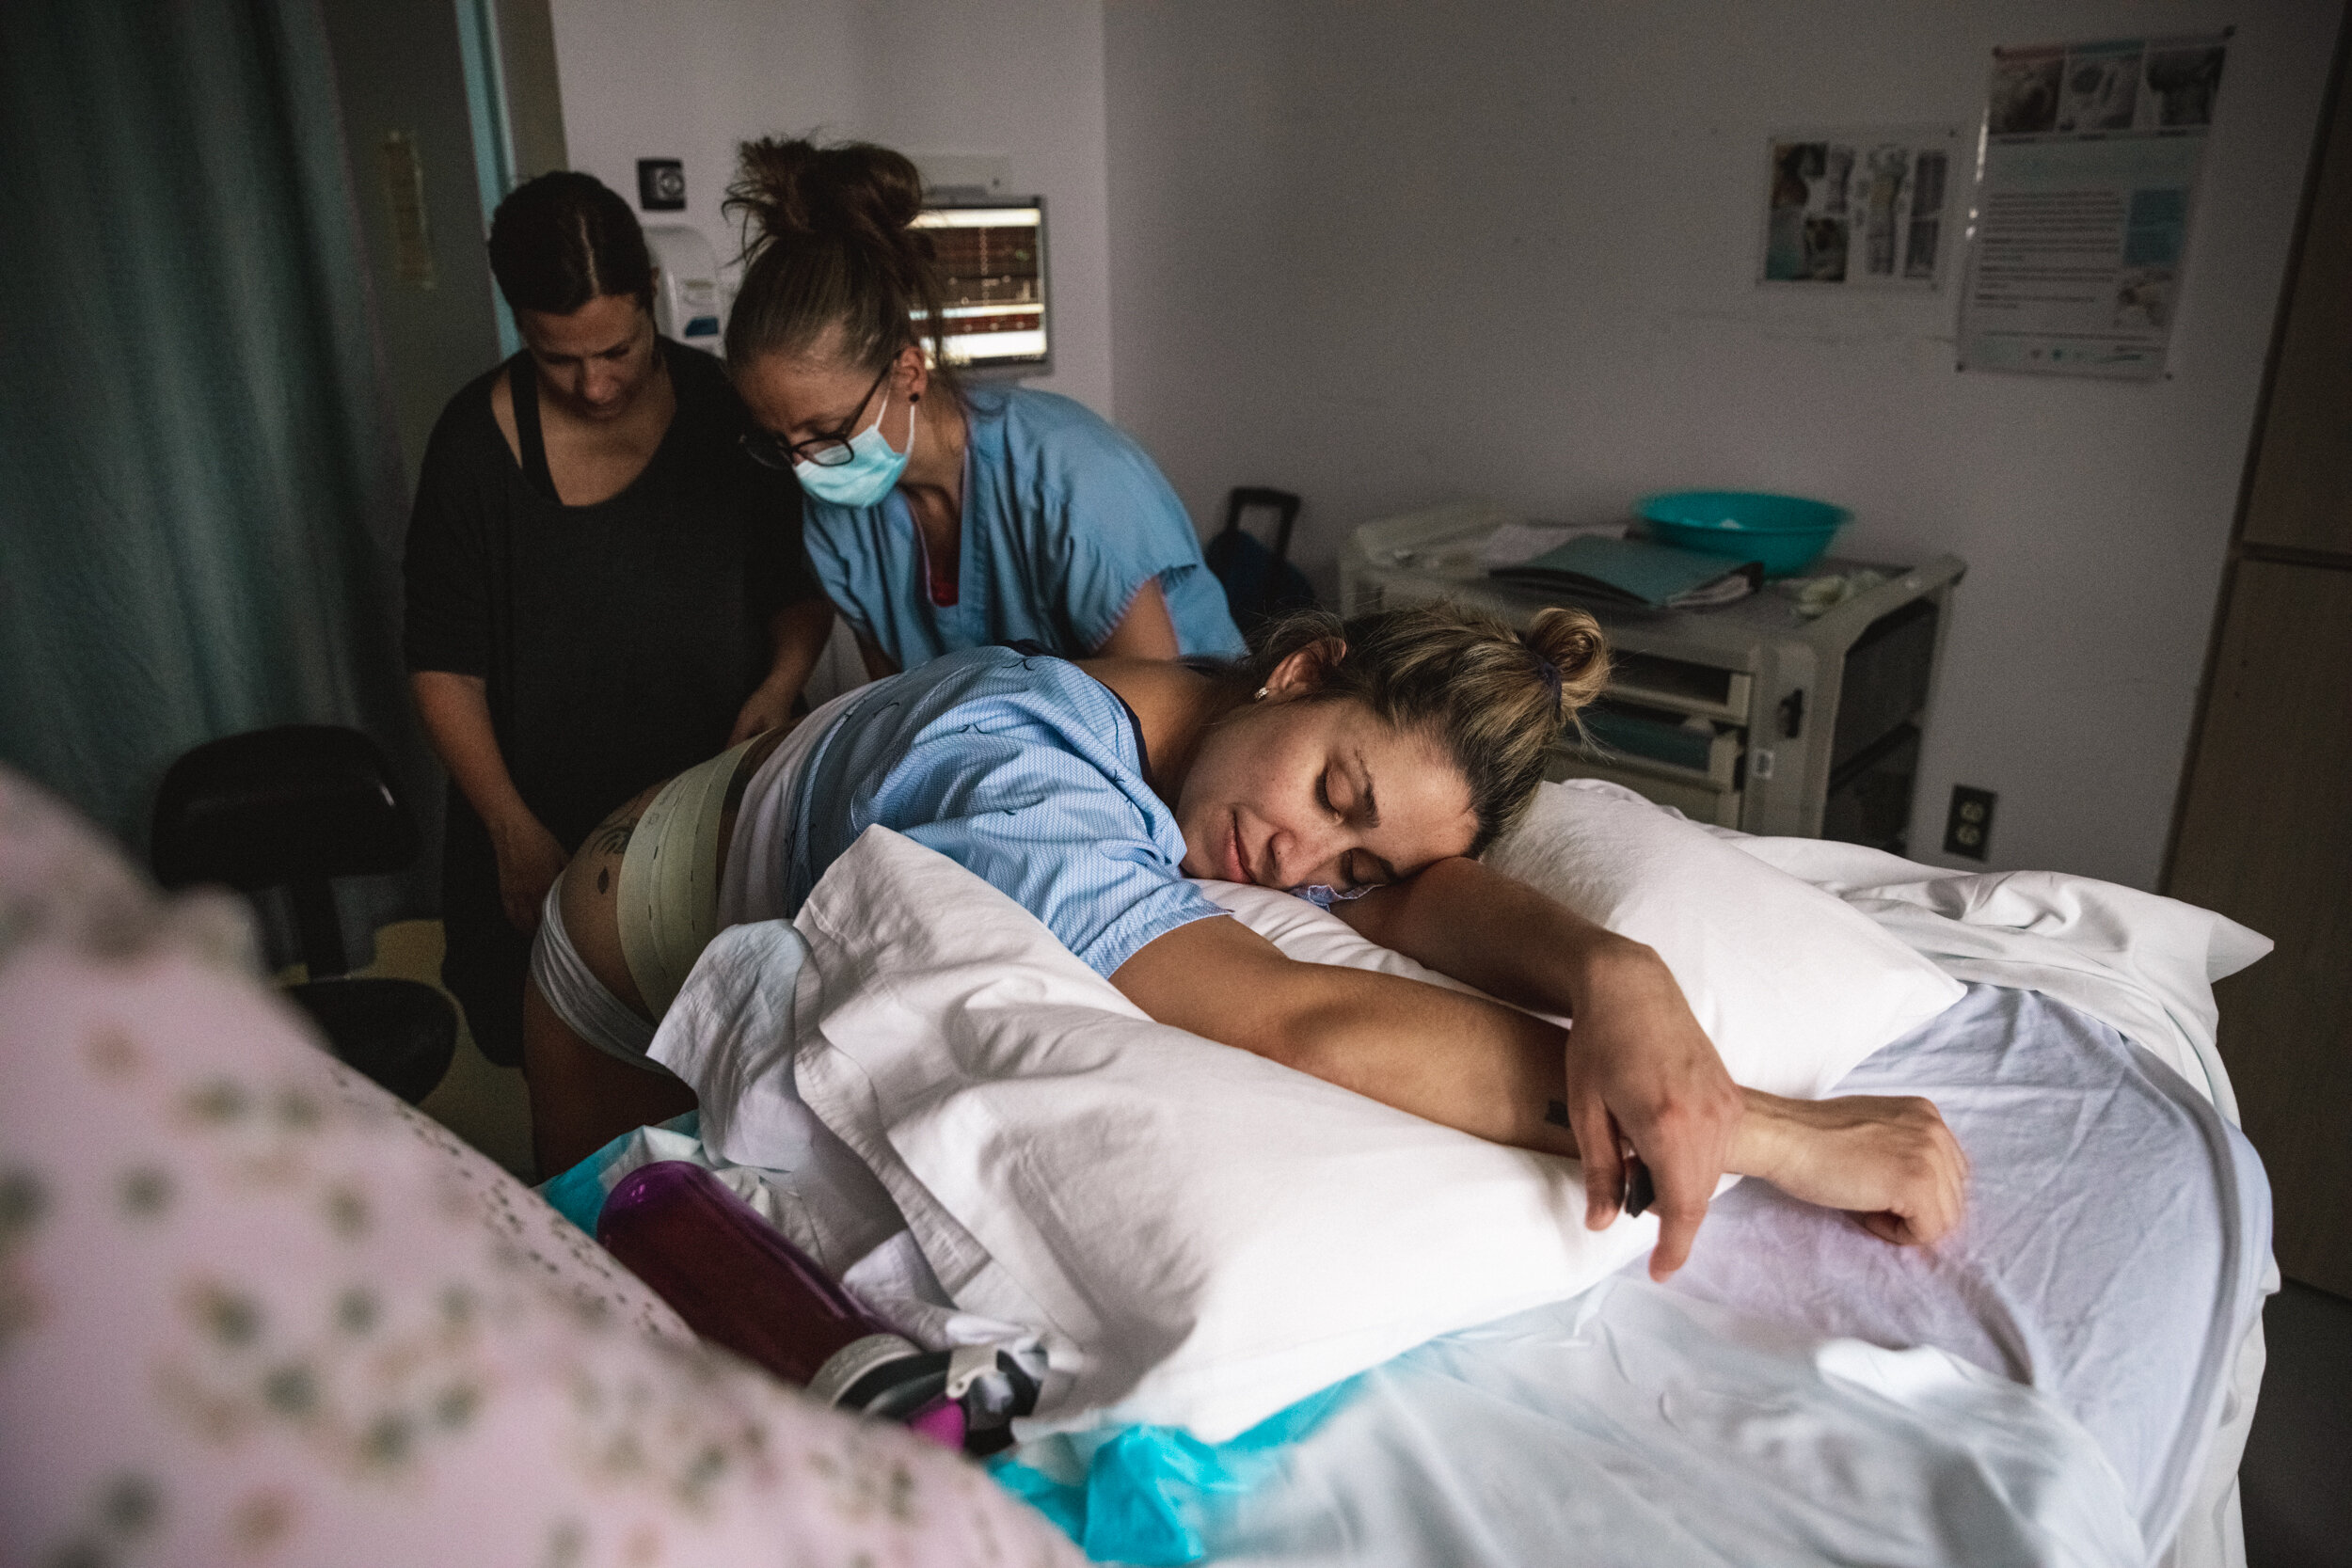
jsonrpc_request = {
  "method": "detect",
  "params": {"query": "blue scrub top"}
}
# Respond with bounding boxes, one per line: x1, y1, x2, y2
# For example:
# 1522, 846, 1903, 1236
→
800, 387, 1247, 668
782, 644, 1227, 977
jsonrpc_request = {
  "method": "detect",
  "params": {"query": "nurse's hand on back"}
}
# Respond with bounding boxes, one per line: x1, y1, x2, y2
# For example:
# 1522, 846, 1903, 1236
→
717, 136, 1246, 694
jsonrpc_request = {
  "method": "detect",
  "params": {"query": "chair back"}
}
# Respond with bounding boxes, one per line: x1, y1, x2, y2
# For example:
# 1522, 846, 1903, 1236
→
151, 725, 418, 976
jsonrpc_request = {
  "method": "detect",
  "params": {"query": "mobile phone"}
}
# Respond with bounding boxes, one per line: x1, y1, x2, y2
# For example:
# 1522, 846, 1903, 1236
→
1624, 1153, 1655, 1219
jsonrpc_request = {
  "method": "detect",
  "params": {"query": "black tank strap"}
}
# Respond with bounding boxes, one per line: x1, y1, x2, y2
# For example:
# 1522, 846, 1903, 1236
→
508, 354, 560, 504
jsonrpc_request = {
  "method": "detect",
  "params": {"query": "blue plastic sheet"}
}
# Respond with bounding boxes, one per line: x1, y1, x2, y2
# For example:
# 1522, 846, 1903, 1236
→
536, 1111, 703, 1234
991, 1377, 1362, 1565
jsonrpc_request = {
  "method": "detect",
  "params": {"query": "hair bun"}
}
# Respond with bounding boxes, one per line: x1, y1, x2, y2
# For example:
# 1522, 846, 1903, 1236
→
729, 135, 925, 251
1523, 606, 1610, 716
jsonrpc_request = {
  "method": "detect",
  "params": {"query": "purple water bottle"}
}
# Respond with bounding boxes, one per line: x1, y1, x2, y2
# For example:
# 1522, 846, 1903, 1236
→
597, 1161, 967, 1447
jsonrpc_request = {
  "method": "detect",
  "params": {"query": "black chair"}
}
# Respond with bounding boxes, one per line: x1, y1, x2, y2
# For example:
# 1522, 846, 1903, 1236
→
1205, 486, 1317, 634
151, 725, 458, 1105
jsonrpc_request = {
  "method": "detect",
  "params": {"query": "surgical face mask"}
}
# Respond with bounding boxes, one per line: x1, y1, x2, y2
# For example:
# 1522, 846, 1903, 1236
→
793, 382, 912, 508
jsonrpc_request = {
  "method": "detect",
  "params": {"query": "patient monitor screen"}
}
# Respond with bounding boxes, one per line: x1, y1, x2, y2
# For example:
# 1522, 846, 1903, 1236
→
912, 202, 1048, 372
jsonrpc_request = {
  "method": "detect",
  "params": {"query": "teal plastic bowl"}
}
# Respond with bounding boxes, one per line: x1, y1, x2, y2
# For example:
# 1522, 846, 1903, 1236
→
1635, 490, 1851, 578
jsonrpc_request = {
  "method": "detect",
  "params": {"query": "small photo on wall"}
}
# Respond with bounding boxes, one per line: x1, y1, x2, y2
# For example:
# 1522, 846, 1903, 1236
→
1764, 141, 1848, 281
1759, 125, 1964, 291
1989, 46, 2066, 135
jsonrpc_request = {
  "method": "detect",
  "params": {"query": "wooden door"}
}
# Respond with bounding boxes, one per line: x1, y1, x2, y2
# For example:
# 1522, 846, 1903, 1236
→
2241, 36, 2352, 559
2169, 563, 2352, 1294
2167, 18, 2352, 1296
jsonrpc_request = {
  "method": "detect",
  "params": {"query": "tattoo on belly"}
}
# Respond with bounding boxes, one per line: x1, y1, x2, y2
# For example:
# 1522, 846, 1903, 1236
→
592, 820, 633, 857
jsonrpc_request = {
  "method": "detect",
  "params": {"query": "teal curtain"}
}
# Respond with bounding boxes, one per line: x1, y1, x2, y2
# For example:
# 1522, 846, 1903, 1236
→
0, 0, 431, 927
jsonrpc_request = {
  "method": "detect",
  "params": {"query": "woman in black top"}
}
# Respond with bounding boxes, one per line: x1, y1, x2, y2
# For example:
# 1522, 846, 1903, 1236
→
405, 171, 829, 1069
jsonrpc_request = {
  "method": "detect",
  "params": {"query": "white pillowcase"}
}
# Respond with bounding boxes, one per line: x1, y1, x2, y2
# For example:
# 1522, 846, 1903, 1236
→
787, 827, 1660, 1443
1473, 781, 1964, 1098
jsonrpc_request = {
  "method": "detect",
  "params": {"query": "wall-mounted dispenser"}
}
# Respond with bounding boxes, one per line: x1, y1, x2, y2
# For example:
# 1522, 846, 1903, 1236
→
644, 224, 725, 350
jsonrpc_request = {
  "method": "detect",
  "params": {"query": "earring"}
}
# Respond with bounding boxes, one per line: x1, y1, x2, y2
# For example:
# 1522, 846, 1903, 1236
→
909, 391, 920, 403
1253, 686, 1269, 701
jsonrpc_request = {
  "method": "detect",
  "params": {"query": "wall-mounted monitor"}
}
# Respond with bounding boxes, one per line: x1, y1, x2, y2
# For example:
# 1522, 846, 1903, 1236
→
913, 198, 1048, 377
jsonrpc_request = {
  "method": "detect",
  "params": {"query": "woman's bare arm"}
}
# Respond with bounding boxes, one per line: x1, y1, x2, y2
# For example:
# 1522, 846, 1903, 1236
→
1117, 912, 1578, 1150
411, 671, 566, 931
1339, 856, 1742, 1276
855, 630, 900, 684
1114, 913, 1965, 1259
1093, 579, 1181, 660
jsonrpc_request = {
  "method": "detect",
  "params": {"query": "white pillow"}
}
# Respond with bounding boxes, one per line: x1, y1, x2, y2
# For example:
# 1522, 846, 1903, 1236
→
787, 828, 1660, 1443
1469, 781, 1964, 1098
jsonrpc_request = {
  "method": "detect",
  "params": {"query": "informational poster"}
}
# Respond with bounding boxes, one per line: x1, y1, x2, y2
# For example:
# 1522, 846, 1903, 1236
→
1957, 33, 2230, 378
1758, 125, 1965, 289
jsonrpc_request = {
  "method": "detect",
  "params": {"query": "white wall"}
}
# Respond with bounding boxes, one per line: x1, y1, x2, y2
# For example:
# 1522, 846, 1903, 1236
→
547, 0, 1117, 414
1104, 0, 2337, 889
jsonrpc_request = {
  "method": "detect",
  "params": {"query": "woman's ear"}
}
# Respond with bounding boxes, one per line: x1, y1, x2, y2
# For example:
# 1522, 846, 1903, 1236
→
1264, 637, 1347, 699
898, 341, 930, 403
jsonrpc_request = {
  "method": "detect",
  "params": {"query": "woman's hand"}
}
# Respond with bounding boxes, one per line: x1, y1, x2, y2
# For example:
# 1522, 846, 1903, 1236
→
734, 597, 834, 744
1560, 939, 1744, 1277
729, 677, 798, 745
1731, 1090, 1969, 1246
491, 812, 569, 932
1340, 860, 1744, 1280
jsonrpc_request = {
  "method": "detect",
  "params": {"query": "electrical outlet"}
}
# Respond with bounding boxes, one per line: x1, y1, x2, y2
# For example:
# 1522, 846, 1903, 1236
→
1943, 785, 1995, 860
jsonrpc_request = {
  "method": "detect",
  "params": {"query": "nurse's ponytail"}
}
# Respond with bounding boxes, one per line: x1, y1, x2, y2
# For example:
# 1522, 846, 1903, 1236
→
723, 136, 961, 404
1244, 601, 1610, 856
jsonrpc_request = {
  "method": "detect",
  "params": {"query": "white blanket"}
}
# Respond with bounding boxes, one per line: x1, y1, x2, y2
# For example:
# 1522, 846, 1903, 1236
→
1165, 1279, 2150, 1568
644, 810, 2267, 1566
1703, 827, 2269, 1121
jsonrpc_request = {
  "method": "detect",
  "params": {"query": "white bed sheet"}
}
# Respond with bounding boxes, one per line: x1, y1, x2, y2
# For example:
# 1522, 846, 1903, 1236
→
645, 791, 2274, 1564
1064, 984, 2266, 1567
1661, 984, 2268, 1557
1189, 1280, 2148, 1568
641, 956, 2264, 1564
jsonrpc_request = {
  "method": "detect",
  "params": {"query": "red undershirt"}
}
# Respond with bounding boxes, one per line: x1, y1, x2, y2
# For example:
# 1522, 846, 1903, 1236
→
917, 525, 958, 606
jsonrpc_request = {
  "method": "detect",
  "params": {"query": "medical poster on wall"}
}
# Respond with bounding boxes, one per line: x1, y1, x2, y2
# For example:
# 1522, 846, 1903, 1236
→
1758, 125, 1965, 289
1956, 32, 2230, 379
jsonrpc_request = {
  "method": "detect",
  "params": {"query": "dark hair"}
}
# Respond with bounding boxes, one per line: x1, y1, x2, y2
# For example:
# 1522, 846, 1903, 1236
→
1244, 601, 1611, 856
486, 171, 654, 315
722, 135, 961, 404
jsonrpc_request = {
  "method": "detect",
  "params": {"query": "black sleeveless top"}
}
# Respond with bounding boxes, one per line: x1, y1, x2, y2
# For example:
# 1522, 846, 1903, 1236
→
403, 338, 817, 847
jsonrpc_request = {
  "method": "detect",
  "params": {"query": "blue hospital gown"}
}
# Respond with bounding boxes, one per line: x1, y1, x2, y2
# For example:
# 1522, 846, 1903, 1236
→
780, 645, 1226, 977
799, 387, 1247, 667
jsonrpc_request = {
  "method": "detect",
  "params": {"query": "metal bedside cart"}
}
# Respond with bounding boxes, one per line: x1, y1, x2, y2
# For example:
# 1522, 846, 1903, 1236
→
1340, 502, 1966, 850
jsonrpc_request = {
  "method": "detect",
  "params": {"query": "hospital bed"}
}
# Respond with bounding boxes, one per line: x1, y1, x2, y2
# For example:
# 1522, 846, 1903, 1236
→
1111, 984, 2271, 1567
554, 984, 2266, 1568
559, 798, 2273, 1568
0, 763, 2270, 1567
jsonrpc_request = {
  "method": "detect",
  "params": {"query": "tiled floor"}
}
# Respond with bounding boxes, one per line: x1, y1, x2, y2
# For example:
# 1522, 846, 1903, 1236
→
2242, 1279, 2352, 1568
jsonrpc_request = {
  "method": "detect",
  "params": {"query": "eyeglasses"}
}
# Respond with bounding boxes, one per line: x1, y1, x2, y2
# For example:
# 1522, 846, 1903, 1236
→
740, 360, 893, 471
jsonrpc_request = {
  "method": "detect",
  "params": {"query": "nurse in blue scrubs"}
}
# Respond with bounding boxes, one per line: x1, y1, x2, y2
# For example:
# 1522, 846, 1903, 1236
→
719, 135, 1245, 685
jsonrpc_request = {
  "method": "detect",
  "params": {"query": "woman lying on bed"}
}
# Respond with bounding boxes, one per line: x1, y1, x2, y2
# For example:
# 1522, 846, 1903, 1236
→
522, 601, 1966, 1275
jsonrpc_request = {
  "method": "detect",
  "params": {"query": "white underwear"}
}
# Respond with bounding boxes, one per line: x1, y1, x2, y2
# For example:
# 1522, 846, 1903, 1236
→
524, 689, 862, 1069
529, 883, 669, 1074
